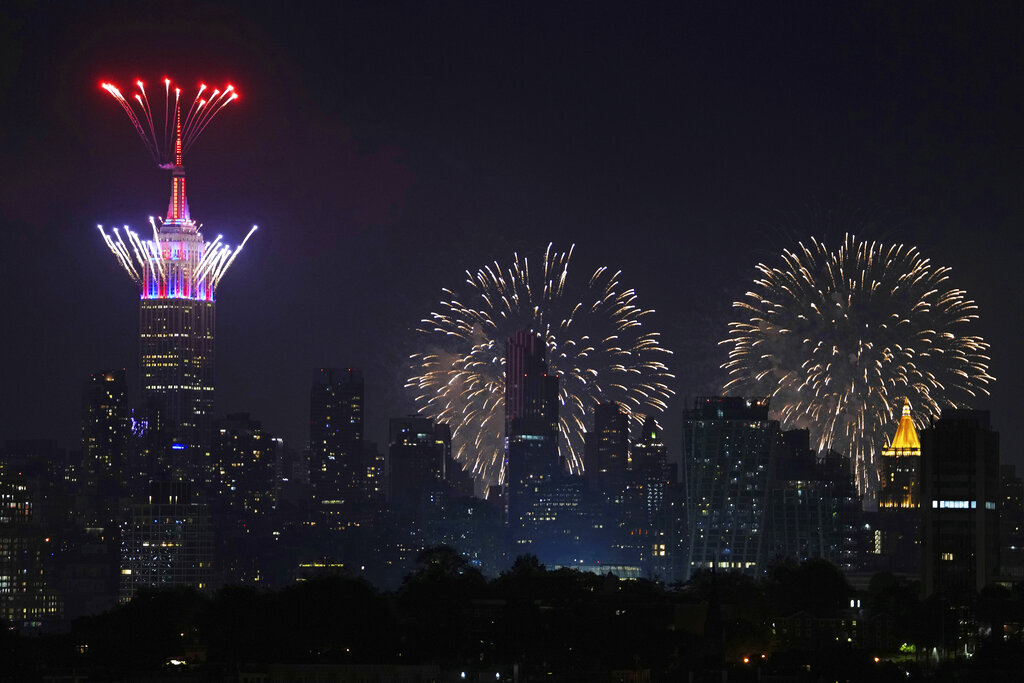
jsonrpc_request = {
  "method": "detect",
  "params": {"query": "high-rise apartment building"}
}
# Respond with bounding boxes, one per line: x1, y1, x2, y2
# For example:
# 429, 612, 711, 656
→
363, 440, 386, 500
0, 477, 62, 630
387, 417, 452, 518
210, 413, 277, 517
765, 431, 862, 570
684, 396, 776, 579
999, 465, 1024, 582
119, 481, 214, 602
583, 403, 650, 567
81, 369, 129, 482
631, 417, 684, 581
920, 410, 1000, 597
80, 369, 132, 538
584, 402, 630, 494
631, 415, 673, 518
506, 421, 562, 548
310, 368, 365, 506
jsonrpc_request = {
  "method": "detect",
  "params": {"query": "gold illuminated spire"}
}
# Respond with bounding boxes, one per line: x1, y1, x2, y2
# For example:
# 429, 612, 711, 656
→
885, 398, 920, 454
879, 398, 922, 509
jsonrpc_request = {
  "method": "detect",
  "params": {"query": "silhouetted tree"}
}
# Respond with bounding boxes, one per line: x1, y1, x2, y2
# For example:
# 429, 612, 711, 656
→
397, 546, 485, 665
764, 558, 852, 617
273, 576, 395, 663
686, 570, 771, 664
867, 571, 926, 646
73, 586, 208, 672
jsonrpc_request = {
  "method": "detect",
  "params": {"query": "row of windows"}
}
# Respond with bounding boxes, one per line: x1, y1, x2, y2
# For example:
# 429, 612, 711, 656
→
140, 332, 210, 337
931, 500, 996, 510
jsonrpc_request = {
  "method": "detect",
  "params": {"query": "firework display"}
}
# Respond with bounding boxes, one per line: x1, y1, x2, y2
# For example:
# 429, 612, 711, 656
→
100, 78, 238, 167
408, 244, 675, 487
97, 220, 257, 300
721, 234, 993, 494
97, 78, 254, 300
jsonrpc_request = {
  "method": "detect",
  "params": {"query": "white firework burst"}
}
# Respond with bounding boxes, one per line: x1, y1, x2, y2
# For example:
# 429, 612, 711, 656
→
721, 234, 994, 496
408, 244, 675, 487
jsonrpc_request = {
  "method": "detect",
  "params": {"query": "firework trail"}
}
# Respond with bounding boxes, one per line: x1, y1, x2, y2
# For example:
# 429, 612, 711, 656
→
100, 78, 238, 167
720, 234, 993, 496
408, 244, 675, 487
96, 222, 258, 297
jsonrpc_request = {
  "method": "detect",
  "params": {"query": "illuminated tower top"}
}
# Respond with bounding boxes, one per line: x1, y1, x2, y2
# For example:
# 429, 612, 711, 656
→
97, 78, 255, 301
884, 399, 921, 455
879, 398, 921, 509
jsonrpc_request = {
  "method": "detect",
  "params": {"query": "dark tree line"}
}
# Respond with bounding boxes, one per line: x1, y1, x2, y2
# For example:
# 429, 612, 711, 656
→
3, 550, 1024, 682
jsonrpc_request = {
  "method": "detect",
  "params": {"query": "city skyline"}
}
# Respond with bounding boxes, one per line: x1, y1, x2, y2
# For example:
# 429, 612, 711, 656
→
4, 5, 1024, 676
2, 3, 1022, 473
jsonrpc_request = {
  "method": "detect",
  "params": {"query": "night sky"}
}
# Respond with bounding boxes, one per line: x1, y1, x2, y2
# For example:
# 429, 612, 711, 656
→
2, 2, 1022, 469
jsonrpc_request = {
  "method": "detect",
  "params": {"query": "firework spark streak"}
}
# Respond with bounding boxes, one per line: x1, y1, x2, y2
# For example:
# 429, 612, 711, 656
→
720, 234, 993, 496
100, 78, 238, 167
408, 244, 675, 487
96, 222, 258, 299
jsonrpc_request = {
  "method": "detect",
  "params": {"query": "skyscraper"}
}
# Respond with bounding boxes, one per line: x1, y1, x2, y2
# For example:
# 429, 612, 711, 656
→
504, 330, 559, 438
631, 416, 674, 517
584, 402, 647, 566
119, 481, 214, 602
387, 417, 451, 518
630, 417, 685, 579
138, 159, 220, 453
504, 330, 564, 552
81, 369, 129, 485
584, 402, 630, 495
765, 430, 862, 570
633, 417, 671, 480
879, 399, 922, 510
137, 202, 216, 454
999, 465, 1024, 582
0, 476, 63, 631
506, 424, 563, 549
309, 368, 365, 507
920, 410, 1000, 597
871, 398, 922, 572
210, 412, 277, 518
363, 440, 386, 500
98, 96, 255, 456
80, 369, 132, 544
684, 396, 776, 579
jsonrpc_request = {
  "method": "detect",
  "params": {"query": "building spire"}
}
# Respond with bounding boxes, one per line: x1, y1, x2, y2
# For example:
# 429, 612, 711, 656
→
166, 106, 190, 223
888, 398, 920, 452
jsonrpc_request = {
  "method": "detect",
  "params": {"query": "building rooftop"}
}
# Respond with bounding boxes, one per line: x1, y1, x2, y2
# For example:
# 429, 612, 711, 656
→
885, 398, 920, 453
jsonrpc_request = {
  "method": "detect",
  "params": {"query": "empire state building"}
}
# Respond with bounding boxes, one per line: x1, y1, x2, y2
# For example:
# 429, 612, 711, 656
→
98, 80, 255, 454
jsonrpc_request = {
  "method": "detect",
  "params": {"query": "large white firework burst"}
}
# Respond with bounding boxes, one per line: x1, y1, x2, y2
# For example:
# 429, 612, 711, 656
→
408, 244, 675, 487
721, 234, 993, 495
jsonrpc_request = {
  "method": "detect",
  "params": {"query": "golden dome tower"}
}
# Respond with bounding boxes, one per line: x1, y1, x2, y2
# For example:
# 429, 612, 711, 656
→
879, 399, 921, 509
